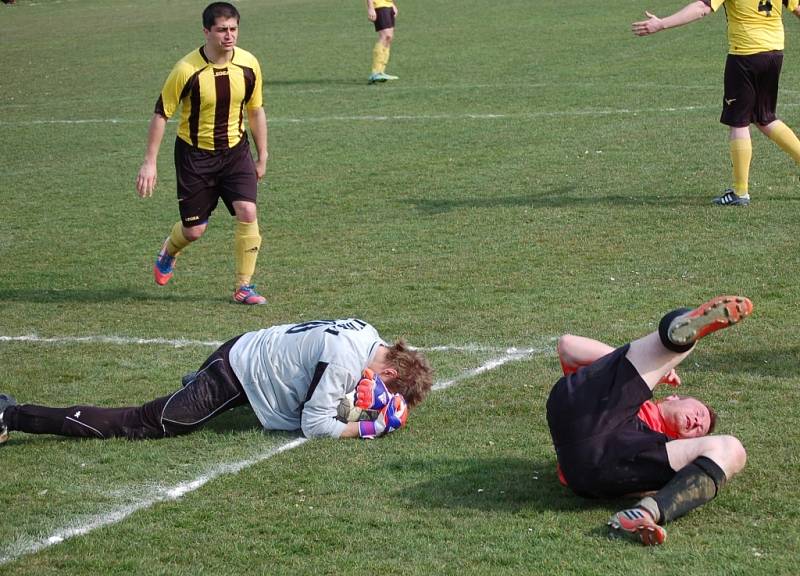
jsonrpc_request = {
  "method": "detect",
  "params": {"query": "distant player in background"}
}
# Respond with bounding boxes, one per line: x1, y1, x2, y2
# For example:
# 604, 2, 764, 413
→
136, 2, 269, 304
0, 319, 432, 444
367, 0, 399, 84
632, 0, 800, 206
547, 295, 752, 545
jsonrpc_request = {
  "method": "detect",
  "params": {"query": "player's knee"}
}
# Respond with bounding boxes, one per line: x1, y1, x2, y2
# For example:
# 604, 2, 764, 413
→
183, 224, 206, 241
715, 435, 747, 477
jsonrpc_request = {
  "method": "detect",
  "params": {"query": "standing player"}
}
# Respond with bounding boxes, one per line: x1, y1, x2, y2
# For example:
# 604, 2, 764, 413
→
136, 2, 269, 304
632, 1, 800, 206
367, 0, 399, 84
547, 295, 752, 545
0, 319, 432, 443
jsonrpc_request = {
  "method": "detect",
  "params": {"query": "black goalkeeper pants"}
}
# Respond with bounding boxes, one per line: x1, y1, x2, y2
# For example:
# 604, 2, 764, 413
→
5, 336, 249, 440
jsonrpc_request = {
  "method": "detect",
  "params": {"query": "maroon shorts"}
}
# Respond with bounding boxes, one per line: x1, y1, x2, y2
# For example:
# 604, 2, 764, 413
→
373, 6, 395, 31
720, 51, 783, 128
174, 135, 258, 227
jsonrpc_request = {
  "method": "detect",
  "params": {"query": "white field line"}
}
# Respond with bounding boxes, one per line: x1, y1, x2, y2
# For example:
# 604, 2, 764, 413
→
0, 333, 537, 355
0, 438, 308, 566
0, 105, 726, 128
0, 339, 549, 566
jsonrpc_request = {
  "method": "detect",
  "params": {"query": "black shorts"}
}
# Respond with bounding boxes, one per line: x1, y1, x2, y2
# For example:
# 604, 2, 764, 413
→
546, 345, 674, 498
374, 6, 395, 31
720, 51, 783, 128
174, 135, 258, 227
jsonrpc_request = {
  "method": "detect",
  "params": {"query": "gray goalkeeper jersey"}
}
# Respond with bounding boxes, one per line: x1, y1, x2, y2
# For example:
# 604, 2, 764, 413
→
228, 319, 386, 438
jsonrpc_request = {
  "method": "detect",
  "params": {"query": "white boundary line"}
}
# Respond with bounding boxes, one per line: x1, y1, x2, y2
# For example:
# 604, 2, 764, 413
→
0, 105, 727, 128
0, 333, 539, 354
0, 338, 548, 566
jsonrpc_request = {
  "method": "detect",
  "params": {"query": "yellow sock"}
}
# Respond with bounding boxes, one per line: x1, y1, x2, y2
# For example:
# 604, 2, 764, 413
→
382, 44, 391, 72
766, 120, 800, 163
371, 42, 383, 74
729, 138, 752, 197
234, 220, 261, 287
167, 221, 191, 256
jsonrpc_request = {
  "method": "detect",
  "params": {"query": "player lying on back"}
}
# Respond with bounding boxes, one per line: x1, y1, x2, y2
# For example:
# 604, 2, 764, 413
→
0, 319, 432, 444
547, 295, 752, 545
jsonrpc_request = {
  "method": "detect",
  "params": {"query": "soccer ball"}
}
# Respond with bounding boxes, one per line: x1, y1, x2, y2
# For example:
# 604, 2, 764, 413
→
336, 393, 380, 423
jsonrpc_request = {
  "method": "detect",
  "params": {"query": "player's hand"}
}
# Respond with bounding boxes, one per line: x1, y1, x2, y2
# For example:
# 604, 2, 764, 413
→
659, 368, 681, 387
358, 394, 408, 439
631, 11, 663, 36
136, 161, 157, 198
255, 154, 268, 180
355, 368, 392, 411
367, 7, 377, 21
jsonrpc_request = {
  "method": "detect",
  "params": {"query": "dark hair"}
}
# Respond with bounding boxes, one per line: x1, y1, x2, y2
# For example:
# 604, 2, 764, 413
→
203, 2, 240, 29
706, 403, 717, 434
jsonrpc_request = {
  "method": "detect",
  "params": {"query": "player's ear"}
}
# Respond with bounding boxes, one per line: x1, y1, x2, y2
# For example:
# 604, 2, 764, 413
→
380, 367, 398, 381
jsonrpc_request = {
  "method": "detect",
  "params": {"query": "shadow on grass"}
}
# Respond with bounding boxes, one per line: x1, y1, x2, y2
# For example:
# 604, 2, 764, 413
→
409, 186, 707, 214
266, 79, 364, 88
696, 346, 800, 378
0, 288, 223, 305
393, 456, 619, 514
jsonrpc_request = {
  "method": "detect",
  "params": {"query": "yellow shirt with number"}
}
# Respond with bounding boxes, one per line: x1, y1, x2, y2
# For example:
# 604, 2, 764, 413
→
707, 0, 800, 55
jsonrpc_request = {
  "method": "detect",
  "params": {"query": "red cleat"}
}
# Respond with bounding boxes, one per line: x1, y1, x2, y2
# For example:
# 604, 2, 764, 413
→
668, 295, 753, 346
233, 284, 267, 305
153, 237, 176, 286
608, 507, 666, 546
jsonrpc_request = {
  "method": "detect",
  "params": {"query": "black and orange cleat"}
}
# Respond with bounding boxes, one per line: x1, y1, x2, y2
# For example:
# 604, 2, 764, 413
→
668, 296, 753, 346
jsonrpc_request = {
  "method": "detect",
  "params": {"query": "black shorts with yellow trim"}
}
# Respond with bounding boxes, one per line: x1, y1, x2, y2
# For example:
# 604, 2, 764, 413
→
174, 135, 258, 227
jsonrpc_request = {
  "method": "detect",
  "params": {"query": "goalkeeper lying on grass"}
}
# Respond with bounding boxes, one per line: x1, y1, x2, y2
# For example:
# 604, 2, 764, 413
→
0, 319, 431, 444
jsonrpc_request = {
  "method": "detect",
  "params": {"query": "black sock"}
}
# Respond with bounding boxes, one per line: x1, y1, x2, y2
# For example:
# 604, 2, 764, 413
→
658, 307, 695, 353
652, 456, 727, 524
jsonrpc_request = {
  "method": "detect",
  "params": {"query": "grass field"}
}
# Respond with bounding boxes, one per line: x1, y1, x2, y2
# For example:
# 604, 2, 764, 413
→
1, 0, 799, 573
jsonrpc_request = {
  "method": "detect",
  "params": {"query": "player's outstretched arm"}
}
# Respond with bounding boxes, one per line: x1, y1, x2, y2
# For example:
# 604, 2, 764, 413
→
136, 113, 167, 198
631, 1, 711, 36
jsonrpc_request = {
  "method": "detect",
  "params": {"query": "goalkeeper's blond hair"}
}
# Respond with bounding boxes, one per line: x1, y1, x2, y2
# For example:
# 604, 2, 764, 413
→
385, 339, 432, 408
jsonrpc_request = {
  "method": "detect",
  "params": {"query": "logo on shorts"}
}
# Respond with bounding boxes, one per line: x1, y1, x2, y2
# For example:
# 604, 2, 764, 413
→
725, 98, 736, 106
185, 215, 200, 222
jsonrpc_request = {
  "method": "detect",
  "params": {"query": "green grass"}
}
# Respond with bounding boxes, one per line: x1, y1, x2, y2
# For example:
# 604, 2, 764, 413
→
1, 0, 799, 573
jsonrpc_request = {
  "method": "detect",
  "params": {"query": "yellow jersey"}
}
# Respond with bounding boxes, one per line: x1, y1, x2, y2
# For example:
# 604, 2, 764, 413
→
707, 0, 800, 55
155, 46, 263, 151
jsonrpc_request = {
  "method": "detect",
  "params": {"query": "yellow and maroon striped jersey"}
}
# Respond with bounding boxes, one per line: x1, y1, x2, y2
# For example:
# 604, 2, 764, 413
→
372, 0, 395, 9
706, 0, 800, 55
155, 46, 263, 151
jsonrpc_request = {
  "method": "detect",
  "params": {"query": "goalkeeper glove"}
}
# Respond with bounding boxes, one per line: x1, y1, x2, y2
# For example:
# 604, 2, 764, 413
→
358, 394, 408, 439
354, 368, 392, 411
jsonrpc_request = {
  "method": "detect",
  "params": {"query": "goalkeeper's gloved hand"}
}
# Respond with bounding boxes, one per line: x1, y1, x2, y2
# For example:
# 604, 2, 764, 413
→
355, 368, 392, 411
358, 394, 408, 439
